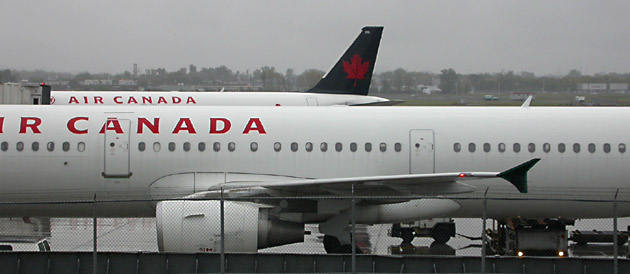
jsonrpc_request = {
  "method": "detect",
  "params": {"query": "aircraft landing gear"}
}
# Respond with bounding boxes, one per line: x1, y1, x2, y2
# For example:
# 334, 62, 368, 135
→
323, 235, 362, 254
401, 229, 414, 244
390, 220, 456, 245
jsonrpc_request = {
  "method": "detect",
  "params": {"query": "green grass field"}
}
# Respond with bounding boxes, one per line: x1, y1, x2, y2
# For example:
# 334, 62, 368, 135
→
388, 93, 630, 107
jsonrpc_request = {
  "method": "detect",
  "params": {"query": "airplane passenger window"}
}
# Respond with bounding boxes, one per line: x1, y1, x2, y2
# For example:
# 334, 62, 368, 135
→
588, 143, 596, 153
213, 142, 220, 152
498, 143, 506, 152
558, 143, 566, 153
528, 143, 535, 153
228, 142, 236, 152
183, 142, 191, 152
274, 142, 281, 152
46, 142, 54, 152
468, 143, 475, 153
573, 143, 580, 153
619, 143, 626, 153
483, 143, 490, 152
350, 142, 357, 152
380, 142, 387, 152
395, 143, 402, 152
16, 142, 24, 151
138, 142, 145, 152
542, 143, 550, 153
305, 142, 313, 152
291, 142, 298, 152
365, 143, 372, 152
1, 142, 7, 151
250, 142, 258, 152
32, 142, 39, 151
320, 142, 328, 152
78, 142, 85, 152
153, 142, 161, 152
604, 143, 611, 153
513, 143, 521, 153
198, 142, 206, 152
453, 143, 461, 152
335, 142, 342, 152
168, 142, 176, 152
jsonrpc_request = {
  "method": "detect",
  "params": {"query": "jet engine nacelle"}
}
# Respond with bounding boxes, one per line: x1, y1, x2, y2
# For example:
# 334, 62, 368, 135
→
156, 200, 304, 252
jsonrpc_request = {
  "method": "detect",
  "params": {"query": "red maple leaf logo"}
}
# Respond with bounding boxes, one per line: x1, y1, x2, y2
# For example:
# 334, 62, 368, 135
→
343, 53, 370, 87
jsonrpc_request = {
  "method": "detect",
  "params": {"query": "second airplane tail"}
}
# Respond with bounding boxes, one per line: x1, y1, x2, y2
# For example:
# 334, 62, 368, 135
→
307, 26, 383, 96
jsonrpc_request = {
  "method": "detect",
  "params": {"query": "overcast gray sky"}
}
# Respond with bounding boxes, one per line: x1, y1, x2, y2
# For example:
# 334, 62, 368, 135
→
1, 0, 629, 75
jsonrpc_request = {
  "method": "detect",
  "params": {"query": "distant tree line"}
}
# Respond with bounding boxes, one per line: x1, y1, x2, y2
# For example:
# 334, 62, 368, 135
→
2, 66, 629, 94
433, 69, 630, 94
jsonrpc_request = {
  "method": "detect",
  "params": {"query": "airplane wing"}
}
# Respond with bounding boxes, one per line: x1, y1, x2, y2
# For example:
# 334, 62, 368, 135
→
186, 158, 540, 199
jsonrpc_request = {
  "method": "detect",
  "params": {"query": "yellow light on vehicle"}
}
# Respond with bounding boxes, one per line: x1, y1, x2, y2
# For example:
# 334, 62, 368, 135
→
558, 251, 565, 257
517, 251, 524, 257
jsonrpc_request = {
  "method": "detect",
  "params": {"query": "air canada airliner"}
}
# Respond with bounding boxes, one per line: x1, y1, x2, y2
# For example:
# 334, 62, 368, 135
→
50, 27, 398, 107
0, 104, 628, 253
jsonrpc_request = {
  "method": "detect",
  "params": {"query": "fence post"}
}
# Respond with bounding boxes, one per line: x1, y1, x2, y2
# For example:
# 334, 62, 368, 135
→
481, 187, 489, 274
351, 184, 356, 274
220, 188, 225, 274
614, 188, 619, 274
93, 193, 98, 274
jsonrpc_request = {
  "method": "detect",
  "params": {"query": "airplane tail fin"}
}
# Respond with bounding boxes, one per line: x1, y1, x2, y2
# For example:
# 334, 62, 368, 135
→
306, 26, 383, 96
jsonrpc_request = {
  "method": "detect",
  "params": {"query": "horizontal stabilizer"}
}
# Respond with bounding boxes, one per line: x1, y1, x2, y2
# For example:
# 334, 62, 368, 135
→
497, 158, 541, 193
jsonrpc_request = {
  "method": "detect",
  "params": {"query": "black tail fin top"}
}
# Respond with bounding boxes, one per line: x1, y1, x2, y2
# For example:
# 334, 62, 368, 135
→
307, 26, 383, 96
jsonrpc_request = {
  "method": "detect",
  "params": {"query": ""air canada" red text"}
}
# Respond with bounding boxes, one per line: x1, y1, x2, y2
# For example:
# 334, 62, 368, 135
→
0, 117, 266, 135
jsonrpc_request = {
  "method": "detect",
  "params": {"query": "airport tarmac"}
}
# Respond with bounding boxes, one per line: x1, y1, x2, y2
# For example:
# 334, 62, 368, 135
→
44, 217, 630, 257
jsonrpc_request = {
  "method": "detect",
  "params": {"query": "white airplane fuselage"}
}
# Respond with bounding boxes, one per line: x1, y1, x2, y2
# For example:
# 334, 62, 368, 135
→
0, 105, 628, 220
50, 91, 392, 106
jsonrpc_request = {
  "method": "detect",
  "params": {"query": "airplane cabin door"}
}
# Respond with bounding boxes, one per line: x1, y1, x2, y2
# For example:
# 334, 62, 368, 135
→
103, 119, 132, 178
409, 129, 435, 174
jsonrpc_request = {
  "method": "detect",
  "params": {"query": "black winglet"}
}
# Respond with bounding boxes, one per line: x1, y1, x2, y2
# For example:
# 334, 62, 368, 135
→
497, 158, 541, 194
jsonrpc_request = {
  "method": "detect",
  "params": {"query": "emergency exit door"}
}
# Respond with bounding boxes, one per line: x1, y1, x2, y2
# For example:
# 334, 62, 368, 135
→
103, 119, 131, 178
409, 129, 435, 174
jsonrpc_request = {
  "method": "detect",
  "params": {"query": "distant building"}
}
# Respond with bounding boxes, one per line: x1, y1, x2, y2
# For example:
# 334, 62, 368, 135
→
610, 83, 629, 94
578, 83, 629, 94
510, 93, 536, 101
118, 79, 137, 86
578, 83, 607, 93
80, 79, 113, 86
43, 80, 69, 86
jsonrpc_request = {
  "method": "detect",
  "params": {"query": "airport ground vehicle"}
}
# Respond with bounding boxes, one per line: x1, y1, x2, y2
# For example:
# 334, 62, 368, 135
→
0, 238, 51, 252
485, 219, 571, 257
389, 218, 455, 244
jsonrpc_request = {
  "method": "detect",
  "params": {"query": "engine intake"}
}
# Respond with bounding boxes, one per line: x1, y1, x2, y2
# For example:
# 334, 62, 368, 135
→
156, 200, 304, 252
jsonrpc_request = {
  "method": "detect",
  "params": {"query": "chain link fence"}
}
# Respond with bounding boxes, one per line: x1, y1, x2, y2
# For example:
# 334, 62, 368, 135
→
0, 195, 629, 273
